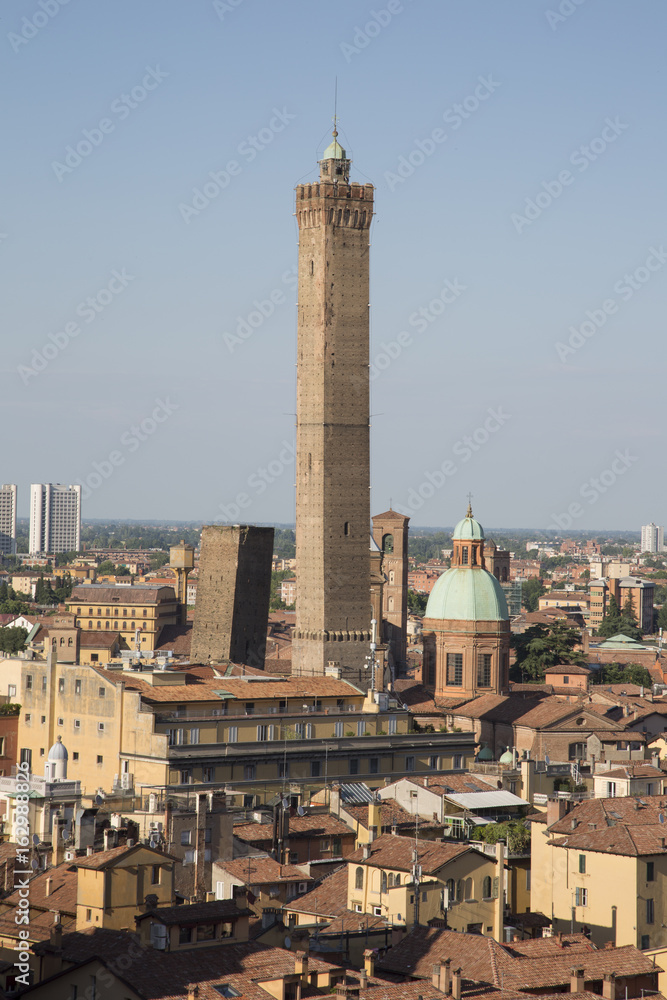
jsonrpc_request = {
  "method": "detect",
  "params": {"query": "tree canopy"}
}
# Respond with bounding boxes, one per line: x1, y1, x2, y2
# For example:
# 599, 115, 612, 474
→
597, 594, 643, 640
521, 577, 545, 612
0, 627, 28, 654
592, 662, 653, 688
511, 620, 585, 682
407, 589, 428, 616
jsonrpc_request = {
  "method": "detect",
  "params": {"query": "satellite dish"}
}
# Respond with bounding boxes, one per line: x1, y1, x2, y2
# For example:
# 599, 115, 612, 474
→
284, 936, 291, 949
95, 795, 104, 805
297, 805, 305, 816
30, 859, 39, 869
32, 834, 39, 845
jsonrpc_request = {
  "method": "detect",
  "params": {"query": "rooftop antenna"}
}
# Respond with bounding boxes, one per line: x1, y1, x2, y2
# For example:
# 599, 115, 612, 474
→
333, 77, 338, 138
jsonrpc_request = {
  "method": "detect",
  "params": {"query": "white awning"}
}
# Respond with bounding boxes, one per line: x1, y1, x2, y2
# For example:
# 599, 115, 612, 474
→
445, 790, 527, 809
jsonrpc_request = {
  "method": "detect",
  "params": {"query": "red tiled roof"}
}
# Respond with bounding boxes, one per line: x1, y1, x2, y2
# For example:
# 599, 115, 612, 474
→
216, 857, 313, 885
347, 834, 471, 874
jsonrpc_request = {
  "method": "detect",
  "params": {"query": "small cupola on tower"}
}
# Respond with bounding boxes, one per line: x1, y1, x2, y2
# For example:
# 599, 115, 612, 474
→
451, 503, 485, 568
45, 735, 68, 782
319, 128, 350, 183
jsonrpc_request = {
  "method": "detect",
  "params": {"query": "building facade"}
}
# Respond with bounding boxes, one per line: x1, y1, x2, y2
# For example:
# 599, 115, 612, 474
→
292, 133, 373, 685
641, 523, 664, 554
372, 509, 410, 673
0, 485, 17, 555
29, 483, 81, 555
67, 584, 180, 651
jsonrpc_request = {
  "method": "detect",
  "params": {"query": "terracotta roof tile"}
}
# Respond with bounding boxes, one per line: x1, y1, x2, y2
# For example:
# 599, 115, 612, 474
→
216, 857, 313, 885
347, 834, 470, 874
282, 867, 348, 917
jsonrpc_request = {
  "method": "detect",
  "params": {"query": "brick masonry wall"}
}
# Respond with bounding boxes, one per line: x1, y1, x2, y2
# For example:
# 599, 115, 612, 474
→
191, 525, 273, 667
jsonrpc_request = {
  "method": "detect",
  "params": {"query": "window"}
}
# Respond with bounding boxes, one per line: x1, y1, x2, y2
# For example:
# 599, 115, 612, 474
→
482, 876, 492, 899
203, 766, 214, 782
8, 685, 16, 698
311, 760, 321, 778
169, 729, 184, 746
73, 752, 79, 761
357, 720, 366, 736
405, 756, 415, 772
461, 546, 469, 565
575, 887, 588, 907
26, 675, 33, 691
245, 702, 255, 716
74, 720, 81, 730
189, 728, 200, 745
227, 726, 238, 743
388, 717, 397, 735
579, 854, 586, 874
453, 754, 463, 770
641, 935, 650, 950
446, 653, 463, 686
335, 721, 344, 737
86, 908, 92, 921
607, 781, 617, 797
355, 867, 364, 889
369, 757, 379, 774
429, 756, 438, 770
181, 830, 192, 846
569, 742, 586, 761
647, 861, 655, 882
23, 716, 30, 727
96, 755, 103, 765
179, 925, 193, 945
58, 717, 64, 727
477, 654, 492, 687
244, 764, 256, 780
349, 759, 359, 775
563, 675, 570, 684
98, 723, 105, 732
59, 680, 65, 695
151, 865, 160, 885
75, 680, 81, 695
647, 898, 655, 924
20, 748, 32, 768
278, 762, 289, 779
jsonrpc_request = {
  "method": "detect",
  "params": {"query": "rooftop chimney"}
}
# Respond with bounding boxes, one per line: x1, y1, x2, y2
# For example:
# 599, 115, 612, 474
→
50, 912, 62, 948
441, 958, 452, 995
127, 838, 135, 848
45, 877, 52, 897
602, 973, 616, 1000
86, 846, 94, 856
364, 949, 376, 979
546, 797, 569, 828
362, 844, 371, 860
187, 987, 200, 1000
359, 970, 368, 989
295, 953, 309, 982
571, 968, 585, 993
452, 968, 462, 1000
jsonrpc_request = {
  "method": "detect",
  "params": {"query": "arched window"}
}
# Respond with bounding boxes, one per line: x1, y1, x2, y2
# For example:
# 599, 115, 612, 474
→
355, 867, 364, 890
59, 637, 65, 646
446, 878, 455, 902
461, 547, 469, 565
395, 874, 400, 886
483, 876, 492, 899
381, 871, 387, 893
68, 637, 73, 647
464, 877, 472, 901
456, 879, 463, 902
382, 534, 394, 554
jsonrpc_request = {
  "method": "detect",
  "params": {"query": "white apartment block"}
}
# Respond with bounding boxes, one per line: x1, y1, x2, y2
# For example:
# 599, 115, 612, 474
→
641, 523, 664, 554
0, 485, 17, 555
29, 484, 81, 555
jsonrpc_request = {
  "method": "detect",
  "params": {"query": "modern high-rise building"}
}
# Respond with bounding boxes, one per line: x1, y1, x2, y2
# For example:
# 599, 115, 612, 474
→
641, 523, 664, 554
29, 484, 81, 555
291, 131, 374, 685
0, 485, 17, 555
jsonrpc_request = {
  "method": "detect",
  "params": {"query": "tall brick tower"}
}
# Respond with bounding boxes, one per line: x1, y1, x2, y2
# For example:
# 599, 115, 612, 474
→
372, 509, 410, 673
291, 131, 374, 686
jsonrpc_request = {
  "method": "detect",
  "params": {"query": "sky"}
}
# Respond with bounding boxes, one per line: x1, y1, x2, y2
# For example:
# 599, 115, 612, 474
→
2, 0, 666, 531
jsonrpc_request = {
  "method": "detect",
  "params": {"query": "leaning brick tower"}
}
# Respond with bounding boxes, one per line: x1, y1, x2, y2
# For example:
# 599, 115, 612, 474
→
291, 130, 374, 686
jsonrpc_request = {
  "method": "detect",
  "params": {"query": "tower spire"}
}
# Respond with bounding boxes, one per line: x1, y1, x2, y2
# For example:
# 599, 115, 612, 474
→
466, 492, 474, 518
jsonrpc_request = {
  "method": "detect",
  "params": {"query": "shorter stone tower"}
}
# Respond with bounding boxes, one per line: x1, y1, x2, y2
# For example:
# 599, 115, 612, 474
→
371, 509, 410, 673
191, 525, 274, 667
422, 505, 510, 699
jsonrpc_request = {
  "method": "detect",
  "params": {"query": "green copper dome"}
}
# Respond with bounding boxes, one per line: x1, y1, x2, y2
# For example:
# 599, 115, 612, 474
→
452, 510, 485, 541
322, 135, 346, 160
425, 566, 508, 622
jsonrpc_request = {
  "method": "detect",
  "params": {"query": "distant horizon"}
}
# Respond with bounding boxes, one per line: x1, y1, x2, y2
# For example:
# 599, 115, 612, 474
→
13, 515, 643, 538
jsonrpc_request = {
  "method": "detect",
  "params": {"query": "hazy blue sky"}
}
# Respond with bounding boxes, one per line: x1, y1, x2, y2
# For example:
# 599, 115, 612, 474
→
3, 0, 665, 530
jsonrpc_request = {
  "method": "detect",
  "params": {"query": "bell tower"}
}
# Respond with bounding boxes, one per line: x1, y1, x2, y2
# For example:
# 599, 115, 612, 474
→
291, 130, 374, 685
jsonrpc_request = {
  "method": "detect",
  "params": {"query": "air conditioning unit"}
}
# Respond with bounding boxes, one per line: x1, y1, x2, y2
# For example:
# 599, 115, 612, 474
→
120, 772, 133, 790
298, 882, 308, 893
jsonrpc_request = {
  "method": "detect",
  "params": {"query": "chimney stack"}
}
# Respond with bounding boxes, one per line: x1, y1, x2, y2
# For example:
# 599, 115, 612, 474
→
452, 968, 462, 1000
362, 844, 371, 860
432, 965, 441, 989
295, 953, 309, 982
602, 973, 616, 1000
187, 987, 200, 1000
52, 812, 66, 867
359, 970, 368, 989
45, 877, 52, 897
50, 912, 62, 948
441, 958, 452, 994
571, 968, 585, 993
364, 949, 376, 979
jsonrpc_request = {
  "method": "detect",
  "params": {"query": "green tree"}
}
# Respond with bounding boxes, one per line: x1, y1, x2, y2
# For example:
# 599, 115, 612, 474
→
97, 560, 116, 575
618, 595, 643, 641
597, 594, 622, 638
472, 820, 530, 853
593, 661, 652, 687
657, 603, 667, 632
521, 577, 545, 612
35, 575, 58, 606
407, 589, 428, 615
0, 627, 28, 654
511, 620, 585, 682
54, 572, 73, 603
